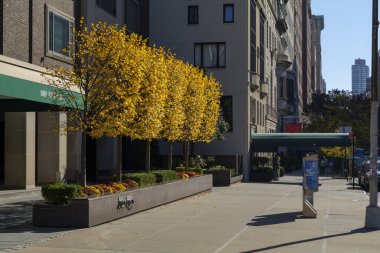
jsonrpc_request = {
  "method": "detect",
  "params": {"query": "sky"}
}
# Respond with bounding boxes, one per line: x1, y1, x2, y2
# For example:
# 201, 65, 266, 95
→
311, 0, 372, 91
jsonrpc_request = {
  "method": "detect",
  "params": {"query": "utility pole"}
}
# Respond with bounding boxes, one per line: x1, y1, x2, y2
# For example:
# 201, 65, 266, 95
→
365, 0, 380, 229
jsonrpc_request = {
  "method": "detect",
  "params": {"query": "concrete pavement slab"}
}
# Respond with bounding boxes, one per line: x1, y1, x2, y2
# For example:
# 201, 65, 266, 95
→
6, 173, 380, 253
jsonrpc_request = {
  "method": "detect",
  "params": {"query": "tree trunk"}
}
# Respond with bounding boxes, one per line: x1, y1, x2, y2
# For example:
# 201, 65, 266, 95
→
184, 141, 189, 172
117, 136, 123, 182
168, 142, 173, 170
146, 140, 151, 173
80, 131, 87, 187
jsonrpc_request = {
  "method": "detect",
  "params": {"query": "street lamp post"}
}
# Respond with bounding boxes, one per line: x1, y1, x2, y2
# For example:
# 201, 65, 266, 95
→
365, 0, 380, 229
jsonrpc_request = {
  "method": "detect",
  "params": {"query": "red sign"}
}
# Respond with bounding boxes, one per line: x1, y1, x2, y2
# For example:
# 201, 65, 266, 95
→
286, 123, 302, 133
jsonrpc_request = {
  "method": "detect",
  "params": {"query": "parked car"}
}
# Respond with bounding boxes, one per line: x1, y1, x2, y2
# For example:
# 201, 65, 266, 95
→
359, 160, 380, 191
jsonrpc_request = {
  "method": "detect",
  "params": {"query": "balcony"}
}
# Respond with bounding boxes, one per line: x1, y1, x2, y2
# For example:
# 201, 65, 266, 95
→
248, 71, 260, 92
277, 52, 292, 69
260, 80, 269, 98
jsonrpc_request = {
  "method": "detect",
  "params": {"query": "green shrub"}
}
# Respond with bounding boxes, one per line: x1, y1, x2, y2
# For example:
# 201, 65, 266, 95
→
251, 166, 273, 182
255, 166, 273, 172
175, 167, 204, 175
152, 170, 179, 183
252, 157, 270, 167
280, 167, 285, 177
208, 165, 228, 171
208, 166, 238, 176
229, 168, 238, 177
189, 167, 204, 175
175, 165, 185, 171
122, 173, 156, 187
189, 155, 207, 168
42, 184, 83, 205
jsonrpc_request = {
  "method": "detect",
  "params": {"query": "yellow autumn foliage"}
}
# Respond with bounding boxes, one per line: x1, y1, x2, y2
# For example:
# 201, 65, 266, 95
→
46, 20, 140, 139
46, 19, 222, 147
321, 146, 353, 158
127, 44, 169, 141
180, 64, 207, 142
91, 33, 148, 138
198, 74, 222, 143
161, 53, 187, 141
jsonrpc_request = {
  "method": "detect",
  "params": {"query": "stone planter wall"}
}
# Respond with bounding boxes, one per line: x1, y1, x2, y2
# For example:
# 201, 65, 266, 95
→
33, 175, 212, 228
231, 174, 244, 184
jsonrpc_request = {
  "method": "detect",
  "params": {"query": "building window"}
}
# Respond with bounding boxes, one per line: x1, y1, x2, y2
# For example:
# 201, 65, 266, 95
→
47, 7, 74, 59
96, 0, 116, 16
125, 0, 139, 33
256, 101, 259, 125
250, 0, 257, 72
223, 4, 234, 23
194, 43, 226, 68
221, 96, 233, 132
188, 5, 198, 24
259, 11, 265, 82
251, 98, 256, 124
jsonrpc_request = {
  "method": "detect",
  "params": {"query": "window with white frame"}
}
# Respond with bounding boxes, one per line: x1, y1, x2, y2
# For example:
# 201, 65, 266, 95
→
47, 7, 74, 58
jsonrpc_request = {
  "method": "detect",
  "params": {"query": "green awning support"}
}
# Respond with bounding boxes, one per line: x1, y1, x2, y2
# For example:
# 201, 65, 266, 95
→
251, 133, 352, 152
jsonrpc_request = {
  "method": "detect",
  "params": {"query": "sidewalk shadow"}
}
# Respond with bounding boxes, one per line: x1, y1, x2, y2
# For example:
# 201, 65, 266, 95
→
0, 200, 74, 233
0, 200, 35, 229
240, 228, 378, 253
247, 212, 302, 227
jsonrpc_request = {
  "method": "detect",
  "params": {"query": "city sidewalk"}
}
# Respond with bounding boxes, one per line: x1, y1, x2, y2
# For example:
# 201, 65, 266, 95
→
3, 172, 380, 253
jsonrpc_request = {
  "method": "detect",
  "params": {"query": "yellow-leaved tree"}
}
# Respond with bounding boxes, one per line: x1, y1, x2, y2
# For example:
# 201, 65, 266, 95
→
180, 65, 207, 171
161, 54, 187, 170
197, 74, 222, 143
90, 33, 149, 181
127, 45, 169, 172
46, 21, 138, 186
321, 147, 353, 158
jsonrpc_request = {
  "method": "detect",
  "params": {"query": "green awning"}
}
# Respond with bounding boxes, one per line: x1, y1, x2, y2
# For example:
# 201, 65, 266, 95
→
0, 74, 81, 111
252, 133, 352, 152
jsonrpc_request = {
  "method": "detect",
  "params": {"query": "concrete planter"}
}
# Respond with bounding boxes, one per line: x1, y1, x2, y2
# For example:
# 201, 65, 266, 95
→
231, 174, 244, 184
205, 170, 243, 186
33, 175, 212, 228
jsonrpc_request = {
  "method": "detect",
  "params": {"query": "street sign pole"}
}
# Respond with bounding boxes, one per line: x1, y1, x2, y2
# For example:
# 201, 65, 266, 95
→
365, 0, 380, 229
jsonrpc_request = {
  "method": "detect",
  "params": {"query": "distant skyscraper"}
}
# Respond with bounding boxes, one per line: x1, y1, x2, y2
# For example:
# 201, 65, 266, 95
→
352, 59, 369, 94
321, 77, 327, 94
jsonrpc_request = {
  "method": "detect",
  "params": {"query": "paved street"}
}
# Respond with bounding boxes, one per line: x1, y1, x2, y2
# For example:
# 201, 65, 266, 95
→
0, 172, 377, 253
